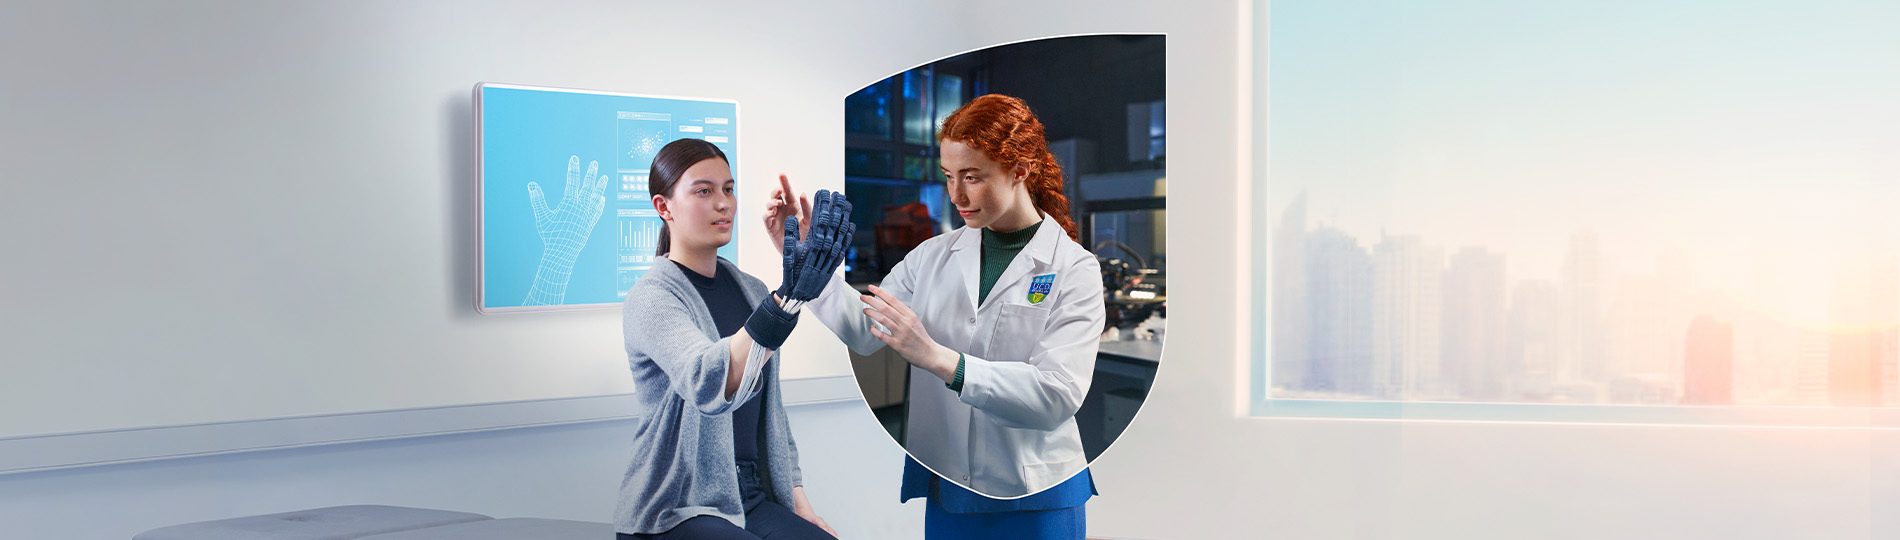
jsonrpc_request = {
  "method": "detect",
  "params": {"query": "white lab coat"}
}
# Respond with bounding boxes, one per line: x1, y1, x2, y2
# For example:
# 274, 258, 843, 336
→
809, 213, 1104, 498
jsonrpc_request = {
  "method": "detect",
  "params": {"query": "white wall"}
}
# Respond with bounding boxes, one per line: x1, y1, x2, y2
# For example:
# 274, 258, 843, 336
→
0, 0, 1176, 437
5, 1, 1894, 539
0, 0, 1184, 538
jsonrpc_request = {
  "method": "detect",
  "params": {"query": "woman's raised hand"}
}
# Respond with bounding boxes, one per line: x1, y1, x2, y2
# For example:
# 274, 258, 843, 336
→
762, 174, 812, 255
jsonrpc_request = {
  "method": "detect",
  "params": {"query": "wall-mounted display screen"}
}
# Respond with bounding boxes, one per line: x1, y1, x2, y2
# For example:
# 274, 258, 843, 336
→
476, 83, 739, 313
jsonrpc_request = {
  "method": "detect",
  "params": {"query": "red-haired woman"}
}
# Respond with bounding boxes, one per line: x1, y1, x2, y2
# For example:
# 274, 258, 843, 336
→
768, 94, 1103, 539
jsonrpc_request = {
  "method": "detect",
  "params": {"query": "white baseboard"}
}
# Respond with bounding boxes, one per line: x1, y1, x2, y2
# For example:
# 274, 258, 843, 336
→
0, 375, 863, 476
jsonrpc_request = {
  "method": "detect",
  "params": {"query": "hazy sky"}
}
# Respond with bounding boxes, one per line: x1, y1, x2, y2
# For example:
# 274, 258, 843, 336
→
1267, 0, 1899, 324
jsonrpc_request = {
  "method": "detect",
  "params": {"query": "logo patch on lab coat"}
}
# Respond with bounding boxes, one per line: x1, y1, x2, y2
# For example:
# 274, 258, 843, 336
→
1027, 273, 1056, 304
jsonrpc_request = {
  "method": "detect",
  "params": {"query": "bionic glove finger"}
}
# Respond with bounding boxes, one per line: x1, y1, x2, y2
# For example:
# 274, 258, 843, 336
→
776, 215, 802, 299
806, 190, 837, 260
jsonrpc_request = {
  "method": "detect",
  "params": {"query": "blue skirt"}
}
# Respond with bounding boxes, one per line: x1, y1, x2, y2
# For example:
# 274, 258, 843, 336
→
901, 456, 1094, 540
924, 497, 1084, 540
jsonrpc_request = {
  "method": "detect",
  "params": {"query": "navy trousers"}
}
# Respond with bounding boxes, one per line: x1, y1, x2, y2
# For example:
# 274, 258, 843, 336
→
621, 461, 833, 540
617, 500, 831, 540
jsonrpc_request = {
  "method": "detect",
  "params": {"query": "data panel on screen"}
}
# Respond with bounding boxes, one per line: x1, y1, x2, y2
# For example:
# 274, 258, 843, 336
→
477, 83, 738, 313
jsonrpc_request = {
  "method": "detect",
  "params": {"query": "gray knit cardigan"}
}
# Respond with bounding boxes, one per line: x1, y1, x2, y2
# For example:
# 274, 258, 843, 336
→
615, 257, 803, 535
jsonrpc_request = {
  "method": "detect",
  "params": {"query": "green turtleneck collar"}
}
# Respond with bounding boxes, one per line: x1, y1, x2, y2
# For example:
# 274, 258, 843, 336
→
978, 220, 1043, 305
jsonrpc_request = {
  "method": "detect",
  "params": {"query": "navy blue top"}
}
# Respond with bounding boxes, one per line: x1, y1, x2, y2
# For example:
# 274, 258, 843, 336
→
677, 259, 767, 512
675, 259, 764, 463
900, 456, 1095, 513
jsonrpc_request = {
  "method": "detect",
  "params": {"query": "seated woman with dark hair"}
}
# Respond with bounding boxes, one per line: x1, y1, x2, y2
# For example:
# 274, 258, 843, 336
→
616, 138, 847, 540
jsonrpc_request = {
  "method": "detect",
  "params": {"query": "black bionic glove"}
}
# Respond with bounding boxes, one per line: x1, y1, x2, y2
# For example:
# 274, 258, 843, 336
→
748, 190, 854, 349
787, 190, 854, 302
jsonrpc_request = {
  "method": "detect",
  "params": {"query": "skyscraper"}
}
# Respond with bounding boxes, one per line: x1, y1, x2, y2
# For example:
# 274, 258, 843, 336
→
1872, 245, 1896, 408
1654, 248, 1696, 387
1561, 229, 1606, 394
1307, 225, 1373, 395
1508, 280, 1561, 401
1443, 247, 1507, 400
1829, 245, 1900, 407
1605, 272, 1680, 402
1272, 192, 1309, 394
1372, 235, 1442, 399
1683, 314, 1734, 405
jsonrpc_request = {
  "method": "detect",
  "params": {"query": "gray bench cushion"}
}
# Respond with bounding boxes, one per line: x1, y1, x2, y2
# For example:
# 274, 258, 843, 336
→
133, 505, 493, 540
356, 518, 614, 539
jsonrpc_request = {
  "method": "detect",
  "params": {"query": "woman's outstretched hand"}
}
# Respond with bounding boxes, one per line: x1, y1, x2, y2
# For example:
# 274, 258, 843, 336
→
861, 284, 960, 383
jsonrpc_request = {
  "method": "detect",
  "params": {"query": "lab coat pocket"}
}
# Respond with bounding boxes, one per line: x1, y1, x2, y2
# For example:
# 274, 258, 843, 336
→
988, 303, 1051, 362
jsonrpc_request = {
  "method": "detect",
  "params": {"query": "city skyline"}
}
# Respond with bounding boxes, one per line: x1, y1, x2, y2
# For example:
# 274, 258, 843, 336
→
1269, 0, 1899, 333
1265, 0, 1899, 409
1270, 192, 1899, 407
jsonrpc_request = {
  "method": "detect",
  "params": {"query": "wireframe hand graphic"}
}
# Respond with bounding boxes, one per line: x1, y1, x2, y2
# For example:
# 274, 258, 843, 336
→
523, 155, 609, 306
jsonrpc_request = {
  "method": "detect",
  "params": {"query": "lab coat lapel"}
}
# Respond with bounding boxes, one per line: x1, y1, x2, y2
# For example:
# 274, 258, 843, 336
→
949, 227, 983, 314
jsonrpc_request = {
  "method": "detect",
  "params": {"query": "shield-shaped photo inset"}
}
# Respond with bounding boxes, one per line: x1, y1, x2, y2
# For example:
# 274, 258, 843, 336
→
829, 34, 1168, 500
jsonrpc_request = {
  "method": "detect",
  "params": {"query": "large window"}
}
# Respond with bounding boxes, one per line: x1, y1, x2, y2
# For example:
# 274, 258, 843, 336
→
1252, 0, 1900, 425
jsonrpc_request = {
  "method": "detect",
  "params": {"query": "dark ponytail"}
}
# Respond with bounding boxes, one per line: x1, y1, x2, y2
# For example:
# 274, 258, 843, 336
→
648, 138, 729, 256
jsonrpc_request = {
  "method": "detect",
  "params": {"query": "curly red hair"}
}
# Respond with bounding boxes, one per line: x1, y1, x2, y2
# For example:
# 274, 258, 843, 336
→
937, 94, 1078, 242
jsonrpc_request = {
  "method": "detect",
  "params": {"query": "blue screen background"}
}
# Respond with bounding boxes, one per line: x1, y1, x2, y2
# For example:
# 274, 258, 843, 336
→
481, 85, 739, 310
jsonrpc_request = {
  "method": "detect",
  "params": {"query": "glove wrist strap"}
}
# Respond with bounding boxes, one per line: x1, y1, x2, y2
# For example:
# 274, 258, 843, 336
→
744, 295, 799, 350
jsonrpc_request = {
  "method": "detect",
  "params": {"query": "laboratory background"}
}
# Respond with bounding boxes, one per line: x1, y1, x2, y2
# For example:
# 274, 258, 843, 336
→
840, 34, 1167, 463
3, 1, 1898, 539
